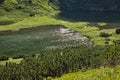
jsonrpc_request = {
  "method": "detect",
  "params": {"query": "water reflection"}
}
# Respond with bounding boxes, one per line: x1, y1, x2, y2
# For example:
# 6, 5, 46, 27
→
58, 11, 120, 22
0, 26, 92, 54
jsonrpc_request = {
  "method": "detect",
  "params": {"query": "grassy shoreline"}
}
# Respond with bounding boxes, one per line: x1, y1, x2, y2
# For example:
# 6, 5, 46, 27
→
0, 15, 119, 45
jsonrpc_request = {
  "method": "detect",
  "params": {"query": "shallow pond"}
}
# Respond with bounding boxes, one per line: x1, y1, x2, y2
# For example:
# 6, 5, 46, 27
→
0, 25, 92, 55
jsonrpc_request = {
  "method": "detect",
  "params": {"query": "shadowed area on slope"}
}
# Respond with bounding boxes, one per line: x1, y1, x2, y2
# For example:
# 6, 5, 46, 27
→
57, 11, 120, 23
87, 22, 120, 29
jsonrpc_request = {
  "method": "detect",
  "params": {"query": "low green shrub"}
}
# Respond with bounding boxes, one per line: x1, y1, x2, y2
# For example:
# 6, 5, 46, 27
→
0, 0, 5, 4
116, 29, 120, 34
29, 13, 35, 17
100, 32, 112, 37
0, 56, 9, 61
12, 54, 24, 59
0, 20, 15, 25
0, 45, 120, 79
104, 41, 109, 44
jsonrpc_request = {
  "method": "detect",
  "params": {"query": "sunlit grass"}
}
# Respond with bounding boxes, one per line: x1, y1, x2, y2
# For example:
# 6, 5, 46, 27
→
0, 58, 23, 65
51, 66, 120, 80
97, 22, 107, 26
0, 15, 119, 45
0, 15, 87, 31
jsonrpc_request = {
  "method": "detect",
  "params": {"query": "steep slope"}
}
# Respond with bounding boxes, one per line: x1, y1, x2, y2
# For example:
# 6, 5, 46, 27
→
0, 0, 57, 16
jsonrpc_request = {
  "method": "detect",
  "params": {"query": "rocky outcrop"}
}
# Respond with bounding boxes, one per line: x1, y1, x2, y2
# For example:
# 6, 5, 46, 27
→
58, 0, 120, 12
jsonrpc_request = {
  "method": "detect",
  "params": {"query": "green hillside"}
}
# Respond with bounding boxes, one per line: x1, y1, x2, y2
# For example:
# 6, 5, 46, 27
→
52, 66, 120, 80
0, 0, 59, 25
0, 0, 56, 15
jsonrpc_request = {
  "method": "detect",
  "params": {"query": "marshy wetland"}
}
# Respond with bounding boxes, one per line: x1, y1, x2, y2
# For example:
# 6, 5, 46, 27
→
0, 25, 92, 55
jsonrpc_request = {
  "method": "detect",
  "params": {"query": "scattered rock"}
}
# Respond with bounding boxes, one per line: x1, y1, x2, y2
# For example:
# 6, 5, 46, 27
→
29, 13, 35, 17
116, 29, 120, 34
58, 27, 92, 45
117, 40, 120, 44
104, 41, 109, 44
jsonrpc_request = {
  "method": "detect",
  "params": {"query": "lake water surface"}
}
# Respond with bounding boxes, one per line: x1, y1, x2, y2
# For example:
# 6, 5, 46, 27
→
58, 11, 120, 29
0, 25, 92, 55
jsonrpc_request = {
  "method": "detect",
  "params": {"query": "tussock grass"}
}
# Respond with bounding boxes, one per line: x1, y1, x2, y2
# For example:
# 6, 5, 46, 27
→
52, 66, 120, 80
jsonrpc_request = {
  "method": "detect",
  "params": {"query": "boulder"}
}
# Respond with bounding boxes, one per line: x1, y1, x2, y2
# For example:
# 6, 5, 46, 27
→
29, 13, 35, 17
116, 29, 120, 34
104, 41, 109, 44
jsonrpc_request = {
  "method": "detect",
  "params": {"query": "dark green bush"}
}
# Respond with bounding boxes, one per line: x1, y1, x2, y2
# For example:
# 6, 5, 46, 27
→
29, 13, 35, 17
116, 29, 120, 34
0, 56, 9, 61
0, 20, 15, 25
16, 6, 22, 10
104, 41, 109, 44
100, 32, 112, 37
0, 45, 120, 79
28, 0, 32, 4
0, 0, 5, 4
115, 40, 120, 44
12, 54, 24, 59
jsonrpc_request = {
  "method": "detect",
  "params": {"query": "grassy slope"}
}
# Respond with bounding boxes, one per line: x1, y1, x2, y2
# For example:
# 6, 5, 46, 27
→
51, 66, 120, 80
0, 0, 55, 22
0, 0, 53, 14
